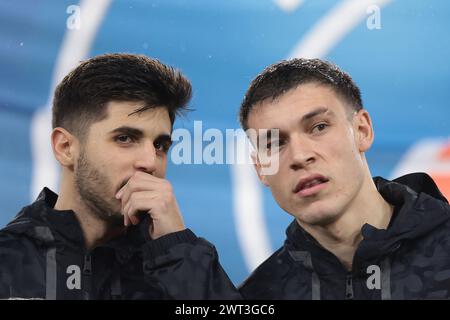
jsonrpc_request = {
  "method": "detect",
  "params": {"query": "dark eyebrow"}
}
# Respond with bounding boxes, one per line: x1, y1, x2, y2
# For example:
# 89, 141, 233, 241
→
301, 107, 334, 124
256, 107, 334, 140
256, 129, 279, 145
155, 134, 173, 145
109, 126, 144, 138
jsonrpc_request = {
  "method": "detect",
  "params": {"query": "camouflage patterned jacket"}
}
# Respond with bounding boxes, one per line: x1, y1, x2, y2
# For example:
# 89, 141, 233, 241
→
239, 173, 450, 299
0, 188, 240, 300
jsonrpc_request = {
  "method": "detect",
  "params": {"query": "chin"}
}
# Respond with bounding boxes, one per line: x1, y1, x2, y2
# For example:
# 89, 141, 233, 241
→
295, 206, 339, 227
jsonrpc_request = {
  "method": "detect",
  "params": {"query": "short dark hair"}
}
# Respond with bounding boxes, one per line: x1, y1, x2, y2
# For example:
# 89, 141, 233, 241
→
52, 53, 192, 139
239, 58, 363, 130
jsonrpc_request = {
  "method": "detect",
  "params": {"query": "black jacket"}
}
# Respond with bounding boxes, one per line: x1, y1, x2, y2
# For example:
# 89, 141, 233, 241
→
239, 173, 450, 299
0, 188, 240, 300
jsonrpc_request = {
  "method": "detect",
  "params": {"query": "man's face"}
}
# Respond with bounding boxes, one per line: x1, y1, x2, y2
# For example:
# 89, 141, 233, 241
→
74, 101, 172, 225
247, 83, 372, 226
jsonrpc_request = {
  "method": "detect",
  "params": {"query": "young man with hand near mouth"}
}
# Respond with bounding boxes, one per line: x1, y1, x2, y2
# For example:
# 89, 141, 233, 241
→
238, 58, 450, 299
0, 53, 239, 300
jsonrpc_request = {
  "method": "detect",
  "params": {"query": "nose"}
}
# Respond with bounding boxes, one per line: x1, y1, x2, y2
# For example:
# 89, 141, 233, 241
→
133, 141, 157, 175
288, 135, 315, 171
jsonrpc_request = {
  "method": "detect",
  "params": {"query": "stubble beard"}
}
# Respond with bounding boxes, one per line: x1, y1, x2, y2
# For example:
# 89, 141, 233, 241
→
75, 151, 124, 227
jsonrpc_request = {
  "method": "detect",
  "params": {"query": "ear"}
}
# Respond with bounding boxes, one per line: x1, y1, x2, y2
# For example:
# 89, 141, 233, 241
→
353, 109, 374, 152
51, 127, 78, 168
251, 151, 270, 187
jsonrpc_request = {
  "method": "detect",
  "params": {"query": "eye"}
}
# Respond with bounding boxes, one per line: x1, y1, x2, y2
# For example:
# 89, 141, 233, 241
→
266, 139, 281, 150
115, 135, 133, 144
154, 140, 172, 153
312, 123, 328, 133
260, 139, 283, 155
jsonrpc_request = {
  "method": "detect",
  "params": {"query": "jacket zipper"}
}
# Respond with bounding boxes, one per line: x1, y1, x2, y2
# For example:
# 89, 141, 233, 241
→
345, 273, 354, 300
82, 253, 92, 299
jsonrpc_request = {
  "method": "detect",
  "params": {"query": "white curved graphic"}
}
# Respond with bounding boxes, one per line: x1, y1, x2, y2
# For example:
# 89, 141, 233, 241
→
273, 0, 305, 13
230, 137, 273, 271
30, 0, 112, 200
233, 0, 394, 272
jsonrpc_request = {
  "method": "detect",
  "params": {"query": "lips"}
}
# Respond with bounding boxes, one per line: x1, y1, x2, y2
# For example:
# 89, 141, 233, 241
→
293, 174, 329, 196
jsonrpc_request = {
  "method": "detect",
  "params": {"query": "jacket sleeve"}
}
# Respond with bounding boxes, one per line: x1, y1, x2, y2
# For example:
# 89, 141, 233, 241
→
141, 228, 242, 300
0, 246, 11, 298
0, 232, 24, 299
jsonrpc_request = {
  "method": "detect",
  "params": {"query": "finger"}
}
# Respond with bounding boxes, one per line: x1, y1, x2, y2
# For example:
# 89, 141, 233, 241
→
123, 212, 129, 227
124, 192, 159, 225
116, 184, 126, 199
123, 201, 133, 225
123, 201, 131, 227
116, 173, 166, 206
115, 177, 136, 199
133, 171, 165, 183
119, 190, 130, 227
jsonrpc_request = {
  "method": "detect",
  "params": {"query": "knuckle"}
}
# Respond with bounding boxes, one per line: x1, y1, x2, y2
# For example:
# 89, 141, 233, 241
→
165, 182, 173, 193
162, 195, 172, 210
162, 192, 171, 203
160, 201, 169, 212
161, 179, 170, 189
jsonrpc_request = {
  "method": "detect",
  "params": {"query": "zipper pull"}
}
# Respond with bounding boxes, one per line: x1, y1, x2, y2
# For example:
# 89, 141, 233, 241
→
83, 254, 92, 275
346, 273, 354, 300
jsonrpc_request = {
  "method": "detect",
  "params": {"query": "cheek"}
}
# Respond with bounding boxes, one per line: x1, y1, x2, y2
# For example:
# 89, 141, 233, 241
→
265, 173, 290, 199
155, 157, 168, 178
327, 130, 361, 163
333, 150, 366, 196
100, 158, 129, 182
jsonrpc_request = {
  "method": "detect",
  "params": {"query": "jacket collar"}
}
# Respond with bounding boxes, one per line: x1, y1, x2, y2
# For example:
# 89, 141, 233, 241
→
5, 188, 148, 260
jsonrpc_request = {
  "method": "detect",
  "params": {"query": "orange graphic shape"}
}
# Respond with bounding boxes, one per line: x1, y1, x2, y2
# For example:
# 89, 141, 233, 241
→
430, 173, 450, 202
438, 144, 450, 161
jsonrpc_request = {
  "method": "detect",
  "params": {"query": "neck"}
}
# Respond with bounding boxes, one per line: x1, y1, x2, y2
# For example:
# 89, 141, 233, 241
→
54, 172, 125, 250
298, 176, 393, 271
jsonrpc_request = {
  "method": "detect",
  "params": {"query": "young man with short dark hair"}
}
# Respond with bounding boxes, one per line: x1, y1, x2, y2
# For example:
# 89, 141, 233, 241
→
0, 53, 239, 300
239, 58, 450, 299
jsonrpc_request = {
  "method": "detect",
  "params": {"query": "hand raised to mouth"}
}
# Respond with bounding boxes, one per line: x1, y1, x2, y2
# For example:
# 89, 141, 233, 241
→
115, 171, 185, 239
